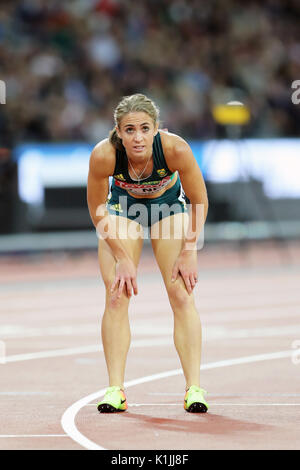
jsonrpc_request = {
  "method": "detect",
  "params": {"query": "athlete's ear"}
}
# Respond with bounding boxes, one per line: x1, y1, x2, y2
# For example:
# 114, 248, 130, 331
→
116, 126, 122, 139
154, 122, 159, 136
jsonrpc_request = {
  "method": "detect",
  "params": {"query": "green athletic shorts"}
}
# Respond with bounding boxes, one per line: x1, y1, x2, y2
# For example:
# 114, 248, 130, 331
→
106, 177, 190, 227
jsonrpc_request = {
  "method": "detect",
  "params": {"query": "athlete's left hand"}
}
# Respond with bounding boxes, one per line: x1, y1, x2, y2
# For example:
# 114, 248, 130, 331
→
171, 249, 198, 295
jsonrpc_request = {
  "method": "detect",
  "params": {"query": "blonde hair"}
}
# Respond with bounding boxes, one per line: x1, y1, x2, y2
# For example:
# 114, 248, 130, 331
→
109, 93, 160, 150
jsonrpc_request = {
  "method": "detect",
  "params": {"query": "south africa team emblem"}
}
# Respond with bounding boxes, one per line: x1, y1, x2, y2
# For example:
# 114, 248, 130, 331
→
110, 203, 123, 212
115, 173, 125, 181
157, 168, 167, 177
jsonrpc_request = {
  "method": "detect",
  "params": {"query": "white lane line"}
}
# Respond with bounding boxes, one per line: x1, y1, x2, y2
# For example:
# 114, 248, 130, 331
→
4, 345, 100, 363
2, 318, 300, 341
0, 391, 51, 396
0, 434, 68, 438
0, 323, 171, 339
3, 322, 300, 341
85, 403, 300, 407
61, 348, 294, 451
204, 324, 300, 340
202, 404, 300, 406
3, 338, 173, 363
148, 392, 300, 396
3, 323, 300, 364
61, 368, 182, 451
0, 324, 97, 339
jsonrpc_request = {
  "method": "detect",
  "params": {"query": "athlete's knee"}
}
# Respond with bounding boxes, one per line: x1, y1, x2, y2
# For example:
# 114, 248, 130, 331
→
167, 282, 194, 312
104, 284, 130, 312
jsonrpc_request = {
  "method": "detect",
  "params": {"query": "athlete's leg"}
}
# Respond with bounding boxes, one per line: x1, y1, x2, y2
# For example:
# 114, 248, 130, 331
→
98, 215, 144, 389
150, 213, 202, 390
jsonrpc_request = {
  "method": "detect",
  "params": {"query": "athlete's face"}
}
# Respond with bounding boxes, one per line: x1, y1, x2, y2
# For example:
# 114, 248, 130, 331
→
116, 112, 158, 160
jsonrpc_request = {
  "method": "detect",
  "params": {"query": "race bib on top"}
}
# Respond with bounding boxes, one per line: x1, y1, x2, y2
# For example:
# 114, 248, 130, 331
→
114, 174, 174, 195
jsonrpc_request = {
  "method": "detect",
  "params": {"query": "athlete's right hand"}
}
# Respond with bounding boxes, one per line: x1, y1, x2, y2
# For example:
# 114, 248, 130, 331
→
110, 256, 138, 299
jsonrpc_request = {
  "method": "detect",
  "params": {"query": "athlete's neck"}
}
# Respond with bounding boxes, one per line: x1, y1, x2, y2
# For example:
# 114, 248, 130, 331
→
127, 151, 152, 166
128, 153, 153, 180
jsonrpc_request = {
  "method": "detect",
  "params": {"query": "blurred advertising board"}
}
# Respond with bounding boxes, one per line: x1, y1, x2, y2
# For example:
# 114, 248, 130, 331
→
14, 138, 300, 206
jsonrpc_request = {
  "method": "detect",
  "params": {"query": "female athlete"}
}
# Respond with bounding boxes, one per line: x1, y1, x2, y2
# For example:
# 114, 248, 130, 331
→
87, 93, 209, 413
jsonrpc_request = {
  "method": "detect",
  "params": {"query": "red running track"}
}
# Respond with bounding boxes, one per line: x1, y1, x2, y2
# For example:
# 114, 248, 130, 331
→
0, 240, 300, 450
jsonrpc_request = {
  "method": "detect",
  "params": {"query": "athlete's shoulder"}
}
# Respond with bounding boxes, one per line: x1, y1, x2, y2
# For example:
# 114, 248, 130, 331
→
89, 138, 116, 177
159, 130, 192, 172
91, 138, 115, 160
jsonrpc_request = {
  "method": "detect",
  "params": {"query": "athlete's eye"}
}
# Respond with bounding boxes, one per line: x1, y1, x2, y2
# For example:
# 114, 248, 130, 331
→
142, 126, 150, 132
125, 128, 134, 133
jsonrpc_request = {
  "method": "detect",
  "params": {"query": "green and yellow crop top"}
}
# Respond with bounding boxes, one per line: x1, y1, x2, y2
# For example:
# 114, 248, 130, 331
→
111, 132, 176, 196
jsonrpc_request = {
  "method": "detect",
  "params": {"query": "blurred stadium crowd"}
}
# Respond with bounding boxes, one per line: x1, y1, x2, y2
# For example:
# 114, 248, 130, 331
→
0, 0, 300, 146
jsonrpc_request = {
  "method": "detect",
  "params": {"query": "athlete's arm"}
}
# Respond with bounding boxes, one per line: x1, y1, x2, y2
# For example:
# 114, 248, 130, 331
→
163, 133, 209, 293
87, 140, 138, 298
173, 136, 208, 250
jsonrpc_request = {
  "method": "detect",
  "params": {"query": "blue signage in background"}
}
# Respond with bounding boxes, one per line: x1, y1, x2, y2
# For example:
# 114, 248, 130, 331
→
15, 143, 93, 205
14, 138, 300, 206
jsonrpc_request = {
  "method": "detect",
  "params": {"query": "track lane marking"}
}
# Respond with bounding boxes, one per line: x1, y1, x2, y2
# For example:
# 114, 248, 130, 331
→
2, 338, 173, 363
3, 323, 300, 363
0, 434, 68, 438
61, 349, 294, 451
85, 403, 300, 407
